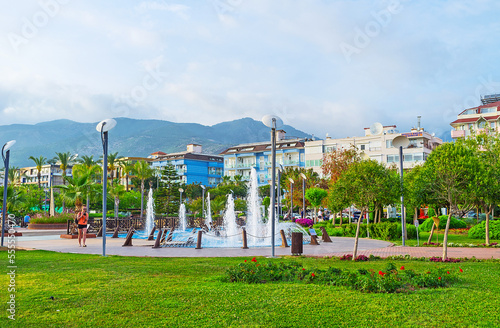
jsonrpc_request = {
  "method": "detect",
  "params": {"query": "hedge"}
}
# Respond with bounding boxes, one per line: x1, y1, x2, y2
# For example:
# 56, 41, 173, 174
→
315, 222, 416, 240
418, 215, 466, 232
468, 220, 500, 240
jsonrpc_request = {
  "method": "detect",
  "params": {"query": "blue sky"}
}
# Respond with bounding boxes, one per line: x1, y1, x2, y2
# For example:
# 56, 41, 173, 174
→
1, 0, 499, 141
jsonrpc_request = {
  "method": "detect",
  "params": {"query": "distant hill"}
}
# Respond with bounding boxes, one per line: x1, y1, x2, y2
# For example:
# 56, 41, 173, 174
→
0, 117, 312, 167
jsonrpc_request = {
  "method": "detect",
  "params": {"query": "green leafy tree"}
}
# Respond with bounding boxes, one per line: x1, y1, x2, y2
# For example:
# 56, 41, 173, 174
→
119, 161, 136, 191
280, 167, 320, 216
28, 155, 47, 189
109, 182, 126, 218
422, 142, 479, 260
53, 151, 77, 212
305, 187, 328, 222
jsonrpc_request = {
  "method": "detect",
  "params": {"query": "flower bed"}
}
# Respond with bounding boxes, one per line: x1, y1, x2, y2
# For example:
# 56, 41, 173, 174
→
224, 258, 461, 293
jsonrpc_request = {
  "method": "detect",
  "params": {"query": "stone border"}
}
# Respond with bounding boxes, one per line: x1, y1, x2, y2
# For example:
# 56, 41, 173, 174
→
28, 223, 67, 230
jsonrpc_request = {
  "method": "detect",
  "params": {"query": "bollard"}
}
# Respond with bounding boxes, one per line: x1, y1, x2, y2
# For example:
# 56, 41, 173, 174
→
280, 229, 289, 247
122, 227, 134, 247
241, 228, 249, 249
152, 229, 163, 248
148, 226, 156, 241
291, 232, 303, 255
320, 226, 332, 242
112, 226, 119, 238
97, 226, 103, 237
195, 230, 203, 249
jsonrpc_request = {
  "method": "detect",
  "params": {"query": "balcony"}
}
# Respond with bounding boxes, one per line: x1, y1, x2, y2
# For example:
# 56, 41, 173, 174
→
451, 130, 466, 138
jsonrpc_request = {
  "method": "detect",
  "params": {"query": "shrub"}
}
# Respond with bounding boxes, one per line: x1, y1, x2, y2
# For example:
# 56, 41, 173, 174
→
418, 216, 467, 232
468, 220, 500, 240
225, 259, 460, 293
30, 213, 75, 224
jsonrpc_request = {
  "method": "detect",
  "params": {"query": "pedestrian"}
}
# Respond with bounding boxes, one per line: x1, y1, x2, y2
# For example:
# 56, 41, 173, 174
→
318, 209, 323, 221
77, 206, 89, 247
23, 213, 30, 227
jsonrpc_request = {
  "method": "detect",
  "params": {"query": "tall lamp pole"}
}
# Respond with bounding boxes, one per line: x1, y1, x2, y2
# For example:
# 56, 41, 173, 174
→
288, 178, 294, 219
262, 115, 283, 258
300, 173, 307, 219
392, 135, 409, 246
96, 119, 117, 257
277, 164, 283, 219
179, 188, 184, 204
1, 140, 16, 247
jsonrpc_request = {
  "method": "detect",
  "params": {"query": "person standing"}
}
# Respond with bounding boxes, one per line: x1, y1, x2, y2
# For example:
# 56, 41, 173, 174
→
23, 213, 31, 228
77, 207, 89, 247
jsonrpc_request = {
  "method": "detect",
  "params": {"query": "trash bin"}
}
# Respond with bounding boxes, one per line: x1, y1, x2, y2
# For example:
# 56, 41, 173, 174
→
291, 232, 303, 255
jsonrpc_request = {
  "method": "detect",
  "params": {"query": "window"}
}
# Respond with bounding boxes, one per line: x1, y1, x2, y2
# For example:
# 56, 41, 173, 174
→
386, 140, 393, 148
360, 144, 366, 150
491, 122, 496, 129
468, 123, 474, 130
387, 155, 399, 163
404, 154, 413, 162
478, 121, 487, 129
481, 107, 496, 114
413, 153, 423, 162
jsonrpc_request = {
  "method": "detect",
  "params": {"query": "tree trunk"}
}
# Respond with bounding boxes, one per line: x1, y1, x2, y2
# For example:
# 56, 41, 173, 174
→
442, 212, 452, 261
352, 209, 365, 260
427, 223, 435, 244
485, 205, 492, 245
86, 195, 90, 213
125, 174, 129, 192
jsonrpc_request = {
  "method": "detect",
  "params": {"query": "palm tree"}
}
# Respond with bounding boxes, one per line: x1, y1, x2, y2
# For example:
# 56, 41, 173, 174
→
134, 160, 154, 218
102, 152, 122, 186
109, 182, 126, 218
28, 156, 47, 189
53, 151, 77, 212
7, 167, 21, 187
72, 159, 101, 211
119, 161, 135, 191
55, 172, 92, 212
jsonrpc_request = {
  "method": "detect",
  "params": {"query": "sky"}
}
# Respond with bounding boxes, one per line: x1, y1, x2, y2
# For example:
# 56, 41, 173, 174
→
1, 0, 500, 141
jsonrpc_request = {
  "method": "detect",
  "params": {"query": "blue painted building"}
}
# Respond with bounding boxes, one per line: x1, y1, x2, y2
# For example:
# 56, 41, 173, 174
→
150, 144, 223, 186
220, 130, 306, 186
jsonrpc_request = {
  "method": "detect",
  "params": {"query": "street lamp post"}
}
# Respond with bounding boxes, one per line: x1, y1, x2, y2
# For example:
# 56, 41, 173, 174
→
277, 164, 283, 219
1, 140, 16, 247
179, 188, 184, 204
96, 119, 117, 256
262, 114, 283, 258
393, 135, 409, 246
300, 173, 307, 219
288, 177, 294, 219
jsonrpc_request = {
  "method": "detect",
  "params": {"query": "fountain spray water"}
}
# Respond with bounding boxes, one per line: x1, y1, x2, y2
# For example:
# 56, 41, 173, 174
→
179, 203, 187, 231
205, 192, 212, 228
145, 188, 155, 235
222, 193, 239, 246
246, 168, 263, 244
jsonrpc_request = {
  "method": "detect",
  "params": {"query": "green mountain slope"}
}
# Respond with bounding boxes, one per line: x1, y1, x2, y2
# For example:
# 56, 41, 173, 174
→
0, 117, 311, 167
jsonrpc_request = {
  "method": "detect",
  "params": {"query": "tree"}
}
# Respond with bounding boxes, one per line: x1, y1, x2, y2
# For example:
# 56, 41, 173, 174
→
155, 163, 181, 215
305, 187, 328, 222
53, 151, 77, 212
105, 152, 122, 185
321, 146, 361, 183
73, 157, 101, 210
119, 161, 135, 191
109, 182, 126, 218
134, 160, 155, 218
7, 167, 21, 187
28, 156, 47, 189
55, 171, 92, 211
422, 142, 478, 260
333, 159, 399, 259
462, 132, 500, 245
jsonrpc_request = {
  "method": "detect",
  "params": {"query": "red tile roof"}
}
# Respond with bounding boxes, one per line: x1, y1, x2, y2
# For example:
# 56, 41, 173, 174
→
450, 117, 480, 125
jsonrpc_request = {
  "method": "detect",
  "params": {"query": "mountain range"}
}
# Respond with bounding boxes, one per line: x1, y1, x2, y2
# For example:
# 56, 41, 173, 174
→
0, 117, 312, 167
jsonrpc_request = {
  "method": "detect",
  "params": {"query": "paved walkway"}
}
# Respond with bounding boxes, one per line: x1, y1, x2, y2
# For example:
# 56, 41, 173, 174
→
11, 228, 500, 259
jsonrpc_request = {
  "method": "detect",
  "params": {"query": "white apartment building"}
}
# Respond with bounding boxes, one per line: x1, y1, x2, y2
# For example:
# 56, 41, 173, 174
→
20, 164, 73, 187
305, 123, 443, 176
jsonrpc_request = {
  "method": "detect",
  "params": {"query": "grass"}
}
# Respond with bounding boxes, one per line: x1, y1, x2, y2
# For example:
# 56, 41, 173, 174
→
1, 250, 500, 327
391, 231, 500, 247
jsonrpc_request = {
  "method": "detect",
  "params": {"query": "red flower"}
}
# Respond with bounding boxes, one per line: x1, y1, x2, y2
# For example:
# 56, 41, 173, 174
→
311, 273, 315, 277
447, 271, 450, 274
400, 266, 405, 270
251, 257, 257, 262
438, 277, 441, 280
459, 268, 463, 273
244, 260, 247, 262
378, 271, 385, 276
302, 268, 305, 271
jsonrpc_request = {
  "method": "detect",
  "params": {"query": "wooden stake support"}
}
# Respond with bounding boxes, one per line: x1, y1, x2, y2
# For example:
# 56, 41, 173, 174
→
280, 229, 289, 247
122, 227, 134, 247
152, 229, 163, 249
241, 228, 248, 249
148, 226, 156, 241
320, 226, 332, 242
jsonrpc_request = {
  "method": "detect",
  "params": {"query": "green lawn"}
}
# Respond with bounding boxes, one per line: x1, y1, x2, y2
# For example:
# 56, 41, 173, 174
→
1, 250, 499, 327
392, 231, 500, 247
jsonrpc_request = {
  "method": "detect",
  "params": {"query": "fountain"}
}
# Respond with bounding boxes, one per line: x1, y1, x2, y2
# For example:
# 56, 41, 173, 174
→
205, 192, 212, 228
143, 188, 155, 237
179, 203, 187, 231
124, 167, 309, 248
